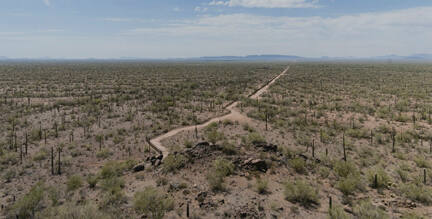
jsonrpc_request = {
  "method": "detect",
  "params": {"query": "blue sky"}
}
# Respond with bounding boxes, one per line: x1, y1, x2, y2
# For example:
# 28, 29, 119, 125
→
2, 0, 432, 58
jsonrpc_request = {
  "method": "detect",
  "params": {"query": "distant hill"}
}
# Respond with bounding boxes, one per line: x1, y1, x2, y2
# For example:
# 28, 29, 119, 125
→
198, 55, 303, 61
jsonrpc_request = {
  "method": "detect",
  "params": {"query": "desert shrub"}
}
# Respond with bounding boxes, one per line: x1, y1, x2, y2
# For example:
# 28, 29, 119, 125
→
38, 203, 111, 219
33, 148, 48, 161
0, 152, 18, 165
334, 161, 358, 178
283, 180, 319, 208
96, 148, 113, 159
162, 154, 187, 173
184, 140, 193, 148
223, 119, 233, 126
247, 132, 266, 145
206, 129, 225, 144
337, 174, 365, 196
242, 122, 255, 132
397, 168, 409, 183
401, 211, 426, 219
205, 122, 218, 132
134, 186, 174, 219
376, 124, 392, 134
156, 177, 168, 186
353, 200, 388, 219
400, 183, 432, 205
207, 171, 225, 192
101, 188, 126, 209
221, 141, 237, 155
100, 161, 124, 179
255, 178, 268, 194
318, 166, 330, 179
394, 114, 410, 123
3, 168, 16, 182
206, 158, 234, 191
213, 158, 234, 177
346, 128, 369, 139
87, 174, 99, 188
289, 158, 307, 174
67, 175, 83, 191
9, 182, 44, 218
367, 168, 391, 189
329, 204, 350, 219
101, 176, 125, 193
414, 156, 430, 169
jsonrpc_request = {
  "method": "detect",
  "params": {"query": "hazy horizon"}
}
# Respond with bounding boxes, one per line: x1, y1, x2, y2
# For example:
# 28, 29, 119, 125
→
2, 0, 432, 59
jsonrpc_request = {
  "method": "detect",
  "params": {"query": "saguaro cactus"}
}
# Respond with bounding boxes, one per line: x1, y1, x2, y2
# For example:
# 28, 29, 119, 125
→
342, 132, 347, 162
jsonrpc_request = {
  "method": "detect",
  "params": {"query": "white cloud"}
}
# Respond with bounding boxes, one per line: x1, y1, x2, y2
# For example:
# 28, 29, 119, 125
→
124, 7, 432, 57
43, 0, 51, 7
209, 0, 319, 8
173, 7, 182, 12
194, 6, 209, 12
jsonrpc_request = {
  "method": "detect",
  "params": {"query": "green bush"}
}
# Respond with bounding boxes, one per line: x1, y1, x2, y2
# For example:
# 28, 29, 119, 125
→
206, 129, 225, 145
87, 174, 99, 188
38, 203, 111, 219
134, 186, 174, 219
346, 128, 369, 139
289, 158, 307, 174
206, 158, 234, 192
3, 168, 16, 182
96, 148, 113, 159
255, 178, 268, 194
162, 154, 187, 173
9, 182, 44, 218
213, 158, 234, 177
184, 140, 193, 148
101, 176, 125, 193
247, 132, 266, 145
414, 156, 430, 169
353, 200, 388, 219
283, 180, 319, 208
400, 183, 432, 205
221, 141, 237, 155
0, 152, 18, 165
329, 204, 350, 219
207, 171, 225, 192
334, 161, 358, 178
33, 148, 48, 161
337, 174, 365, 196
401, 211, 426, 219
100, 161, 124, 179
66, 175, 83, 191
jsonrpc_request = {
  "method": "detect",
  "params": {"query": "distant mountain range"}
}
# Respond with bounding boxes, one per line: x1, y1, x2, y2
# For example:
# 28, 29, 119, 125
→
1, 54, 432, 62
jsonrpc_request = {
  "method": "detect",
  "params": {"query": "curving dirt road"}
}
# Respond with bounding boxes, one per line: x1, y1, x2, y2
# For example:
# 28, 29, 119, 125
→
150, 66, 290, 159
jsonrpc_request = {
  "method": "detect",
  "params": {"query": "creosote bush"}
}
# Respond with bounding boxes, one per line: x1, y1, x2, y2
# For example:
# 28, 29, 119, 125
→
207, 158, 234, 192
9, 182, 44, 218
283, 180, 319, 208
353, 200, 388, 219
400, 183, 432, 205
329, 204, 350, 219
162, 154, 187, 173
289, 157, 307, 174
66, 175, 83, 192
133, 186, 174, 219
255, 177, 269, 194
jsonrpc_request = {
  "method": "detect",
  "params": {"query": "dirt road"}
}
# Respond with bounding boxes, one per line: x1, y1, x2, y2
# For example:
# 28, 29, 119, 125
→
150, 66, 290, 159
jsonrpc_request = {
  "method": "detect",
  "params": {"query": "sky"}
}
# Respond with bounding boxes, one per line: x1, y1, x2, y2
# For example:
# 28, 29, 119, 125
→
1, 0, 432, 59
